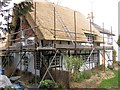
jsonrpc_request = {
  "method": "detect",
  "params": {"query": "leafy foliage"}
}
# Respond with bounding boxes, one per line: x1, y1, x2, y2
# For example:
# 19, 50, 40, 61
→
5, 86, 16, 90
83, 70, 92, 79
117, 35, 120, 47
113, 49, 117, 64
0, 1, 33, 33
116, 61, 120, 66
39, 79, 65, 89
71, 70, 92, 82
13, 2, 33, 17
0, 0, 13, 33
39, 80, 55, 89
0, 0, 11, 10
64, 55, 83, 73
64, 55, 84, 82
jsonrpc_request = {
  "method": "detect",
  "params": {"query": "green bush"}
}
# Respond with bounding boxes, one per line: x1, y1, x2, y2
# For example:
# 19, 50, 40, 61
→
71, 70, 92, 82
72, 73, 79, 82
64, 55, 83, 73
5, 86, 16, 90
64, 55, 83, 82
117, 35, 120, 47
117, 61, 120, 66
78, 72, 85, 82
55, 82, 65, 89
39, 80, 55, 89
71, 72, 84, 82
113, 50, 117, 64
83, 70, 92, 79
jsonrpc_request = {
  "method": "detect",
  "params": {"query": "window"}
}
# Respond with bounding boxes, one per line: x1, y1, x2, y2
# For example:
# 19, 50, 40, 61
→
50, 56, 62, 67
107, 35, 112, 44
20, 31, 24, 39
26, 39, 34, 45
26, 37, 35, 45
82, 55, 89, 63
85, 34, 95, 42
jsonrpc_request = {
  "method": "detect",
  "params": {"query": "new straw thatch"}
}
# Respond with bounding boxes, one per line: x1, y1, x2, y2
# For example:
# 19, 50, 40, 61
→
25, 2, 103, 42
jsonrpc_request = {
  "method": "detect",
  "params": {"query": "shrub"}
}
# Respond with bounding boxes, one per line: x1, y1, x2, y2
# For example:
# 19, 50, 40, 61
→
55, 82, 65, 89
72, 73, 79, 82
64, 55, 83, 73
39, 80, 55, 89
117, 61, 120, 66
71, 70, 92, 82
113, 50, 117, 64
117, 35, 120, 47
64, 55, 83, 82
83, 70, 92, 79
78, 72, 85, 82
71, 72, 84, 82
5, 86, 16, 90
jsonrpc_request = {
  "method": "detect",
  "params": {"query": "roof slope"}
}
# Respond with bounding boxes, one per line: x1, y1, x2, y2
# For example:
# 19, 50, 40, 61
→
25, 2, 103, 42
92, 23, 115, 36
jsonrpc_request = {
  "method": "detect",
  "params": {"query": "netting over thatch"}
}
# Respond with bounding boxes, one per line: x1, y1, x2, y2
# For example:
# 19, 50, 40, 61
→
25, 2, 102, 42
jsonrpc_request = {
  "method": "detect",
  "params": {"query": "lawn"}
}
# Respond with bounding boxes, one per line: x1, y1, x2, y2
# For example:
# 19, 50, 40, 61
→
99, 70, 120, 88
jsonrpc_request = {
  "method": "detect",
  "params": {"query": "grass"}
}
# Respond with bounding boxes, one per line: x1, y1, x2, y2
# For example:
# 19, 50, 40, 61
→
99, 70, 120, 88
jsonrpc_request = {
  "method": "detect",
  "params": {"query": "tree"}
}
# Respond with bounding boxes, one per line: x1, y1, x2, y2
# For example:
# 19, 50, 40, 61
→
117, 35, 120, 47
113, 49, 116, 64
64, 55, 83, 82
13, 2, 33, 18
0, 1, 33, 33
0, 0, 11, 10
0, 0, 12, 33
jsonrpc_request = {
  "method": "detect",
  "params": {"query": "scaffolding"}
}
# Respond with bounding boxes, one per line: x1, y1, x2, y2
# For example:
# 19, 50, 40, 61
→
0, 1, 115, 88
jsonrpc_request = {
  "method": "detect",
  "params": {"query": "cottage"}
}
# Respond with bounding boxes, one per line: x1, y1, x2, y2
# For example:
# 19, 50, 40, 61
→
0, 2, 114, 80
92, 23, 115, 67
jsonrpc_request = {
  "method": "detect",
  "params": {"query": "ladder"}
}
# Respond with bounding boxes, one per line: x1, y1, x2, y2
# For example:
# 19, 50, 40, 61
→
54, 9, 75, 45
47, 2, 75, 45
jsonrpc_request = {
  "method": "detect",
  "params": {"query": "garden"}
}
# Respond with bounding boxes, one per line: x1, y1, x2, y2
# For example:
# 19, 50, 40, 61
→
9, 56, 120, 89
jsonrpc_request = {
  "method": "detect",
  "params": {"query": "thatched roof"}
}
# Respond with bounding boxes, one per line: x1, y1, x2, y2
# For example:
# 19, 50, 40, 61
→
25, 2, 103, 42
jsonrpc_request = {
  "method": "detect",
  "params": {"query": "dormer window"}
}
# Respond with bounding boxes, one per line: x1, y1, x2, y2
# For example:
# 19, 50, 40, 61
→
85, 33, 95, 42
